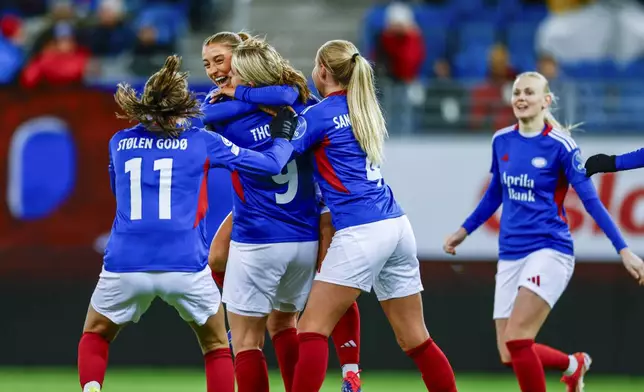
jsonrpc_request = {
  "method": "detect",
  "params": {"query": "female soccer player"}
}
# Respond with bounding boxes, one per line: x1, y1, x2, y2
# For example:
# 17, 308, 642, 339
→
201, 33, 363, 392
285, 39, 457, 392
76, 55, 299, 392
443, 71, 644, 392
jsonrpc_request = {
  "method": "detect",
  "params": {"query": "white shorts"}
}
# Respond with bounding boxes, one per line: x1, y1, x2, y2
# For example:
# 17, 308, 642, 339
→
222, 241, 318, 317
316, 215, 424, 301
90, 265, 220, 326
493, 248, 575, 319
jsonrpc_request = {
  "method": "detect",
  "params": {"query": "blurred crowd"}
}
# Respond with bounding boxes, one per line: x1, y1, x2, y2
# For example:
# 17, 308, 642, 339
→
367, 0, 644, 134
0, 0, 220, 86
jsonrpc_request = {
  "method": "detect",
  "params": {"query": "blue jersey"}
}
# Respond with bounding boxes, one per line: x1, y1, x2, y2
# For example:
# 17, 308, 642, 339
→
290, 92, 404, 231
201, 86, 321, 244
463, 124, 627, 260
104, 124, 294, 272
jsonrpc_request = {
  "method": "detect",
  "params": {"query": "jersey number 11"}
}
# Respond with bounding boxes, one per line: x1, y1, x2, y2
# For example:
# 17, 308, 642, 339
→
125, 157, 173, 220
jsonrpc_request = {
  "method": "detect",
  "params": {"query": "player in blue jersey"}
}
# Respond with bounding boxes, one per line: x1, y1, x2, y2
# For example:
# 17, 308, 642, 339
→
282, 40, 457, 392
76, 55, 300, 392
443, 71, 644, 392
201, 33, 364, 392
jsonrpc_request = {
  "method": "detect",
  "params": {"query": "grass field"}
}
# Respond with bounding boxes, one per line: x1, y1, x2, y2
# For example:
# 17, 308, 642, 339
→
1, 368, 643, 392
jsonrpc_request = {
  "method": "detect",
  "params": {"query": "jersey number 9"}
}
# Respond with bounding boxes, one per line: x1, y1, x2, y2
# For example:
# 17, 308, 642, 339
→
273, 160, 298, 205
125, 157, 173, 220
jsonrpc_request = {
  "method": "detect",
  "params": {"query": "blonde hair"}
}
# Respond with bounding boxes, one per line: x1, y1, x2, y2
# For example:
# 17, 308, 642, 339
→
317, 40, 387, 165
203, 31, 251, 49
231, 37, 311, 104
114, 55, 201, 138
515, 71, 580, 135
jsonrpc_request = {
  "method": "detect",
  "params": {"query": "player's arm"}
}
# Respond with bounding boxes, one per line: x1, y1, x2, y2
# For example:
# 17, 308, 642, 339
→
461, 141, 503, 235
565, 147, 628, 253
585, 148, 644, 177
204, 108, 298, 176
202, 100, 258, 126
289, 107, 326, 155
234, 85, 299, 106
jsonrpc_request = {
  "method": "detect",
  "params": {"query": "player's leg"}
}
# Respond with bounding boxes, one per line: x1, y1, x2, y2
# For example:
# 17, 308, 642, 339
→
208, 211, 232, 287
375, 216, 456, 392
160, 266, 234, 392
267, 310, 299, 392
79, 270, 154, 392
269, 240, 318, 392
317, 211, 363, 386
222, 241, 291, 392
292, 222, 394, 392
189, 304, 235, 392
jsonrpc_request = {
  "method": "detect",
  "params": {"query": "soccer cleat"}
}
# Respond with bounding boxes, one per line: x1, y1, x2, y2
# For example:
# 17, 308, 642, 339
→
341, 370, 362, 392
87, 387, 101, 392
82, 381, 101, 392
561, 352, 592, 392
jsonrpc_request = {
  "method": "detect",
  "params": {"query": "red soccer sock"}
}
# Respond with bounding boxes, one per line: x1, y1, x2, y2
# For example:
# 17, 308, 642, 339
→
503, 344, 570, 372
331, 301, 360, 370
405, 338, 457, 392
272, 328, 299, 392
533, 343, 570, 371
506, 339, 547, 392
78, 332, 110, 389
212, 271, 225, 288
204, 348, 234, 392
291, 332, 329, 392
234, 349, 269, 392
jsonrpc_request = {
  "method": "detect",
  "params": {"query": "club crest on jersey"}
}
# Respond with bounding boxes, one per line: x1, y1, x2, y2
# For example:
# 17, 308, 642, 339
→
572, 150, 585, 174
531, 157, 547, 168
292, 116, 307, 141
221, 136, 233, 147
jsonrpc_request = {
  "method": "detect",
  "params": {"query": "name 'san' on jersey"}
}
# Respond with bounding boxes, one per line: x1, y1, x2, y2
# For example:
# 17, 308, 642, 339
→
217, 100, 319, 244
492, 123, 587, 259
291, 92, 403, 230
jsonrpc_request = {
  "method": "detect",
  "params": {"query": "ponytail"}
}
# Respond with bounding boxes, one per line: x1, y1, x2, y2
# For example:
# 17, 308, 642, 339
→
346, 55, 387, 165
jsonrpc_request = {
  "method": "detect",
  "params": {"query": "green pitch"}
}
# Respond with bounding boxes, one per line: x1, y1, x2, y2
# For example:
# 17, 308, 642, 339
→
1, 368, 643, 391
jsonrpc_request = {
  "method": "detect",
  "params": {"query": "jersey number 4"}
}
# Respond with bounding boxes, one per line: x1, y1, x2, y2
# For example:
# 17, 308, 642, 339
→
125, 157, 173, 220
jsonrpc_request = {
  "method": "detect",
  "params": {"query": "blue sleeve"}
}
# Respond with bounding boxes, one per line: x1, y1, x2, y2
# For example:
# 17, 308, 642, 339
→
616, 148, 644, 171
108, 149, 115, 196
562, 146, 627, 253
234, 85, 299, 106
203, 131, 293, 176
573, 179, 627, 253
201, 100, 259, 126
462, 140, 503, 234
290, 108, 326, 155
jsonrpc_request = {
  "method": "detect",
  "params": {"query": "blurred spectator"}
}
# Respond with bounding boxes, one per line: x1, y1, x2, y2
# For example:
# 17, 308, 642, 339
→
21, 22, 91, 88
31, 0, 81, 57
537, 53, 560, 80
0, 14, 26, 85
80, 0, 132, 57
546, 0, 595, 13
129, 23, 174, 76
375, 1, 426, 135
470, 44, 516, 131
423, 59, 467, 132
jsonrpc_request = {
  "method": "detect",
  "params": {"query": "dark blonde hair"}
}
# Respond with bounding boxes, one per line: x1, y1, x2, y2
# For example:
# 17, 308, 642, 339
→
232, 37, 311, 104
203, 31, 251, 49
114, 55, 201, 138
317, 40, 387, 164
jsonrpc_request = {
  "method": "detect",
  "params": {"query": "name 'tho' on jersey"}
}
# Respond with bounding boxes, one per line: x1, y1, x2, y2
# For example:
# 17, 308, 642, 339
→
215, 99, 320, 244
290, 91, 403, 230
490, 123, 587, 260
104, 124, 292, 273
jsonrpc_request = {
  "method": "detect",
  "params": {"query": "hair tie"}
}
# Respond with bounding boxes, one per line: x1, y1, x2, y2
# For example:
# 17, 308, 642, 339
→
351, 53, 360, 63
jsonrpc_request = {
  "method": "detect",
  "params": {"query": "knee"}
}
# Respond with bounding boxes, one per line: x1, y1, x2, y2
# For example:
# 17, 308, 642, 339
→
394, 326, 430, 352
267, 312, 297, 338
504, 322, 536, 342
83, 310, 120, 341
232, 331, 265, 355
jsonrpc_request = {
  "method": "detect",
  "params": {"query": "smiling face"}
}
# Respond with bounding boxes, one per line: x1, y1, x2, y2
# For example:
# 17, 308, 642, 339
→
511, 74, 551, 122
202, 43, 233, 88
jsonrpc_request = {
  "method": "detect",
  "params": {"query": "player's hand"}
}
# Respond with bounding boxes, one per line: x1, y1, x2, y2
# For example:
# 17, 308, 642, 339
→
211, 86, 235, 103
620, 248, 644, 285
443, 227, 468, 255
270, 107, 298, 140
584, 154, 616, 177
